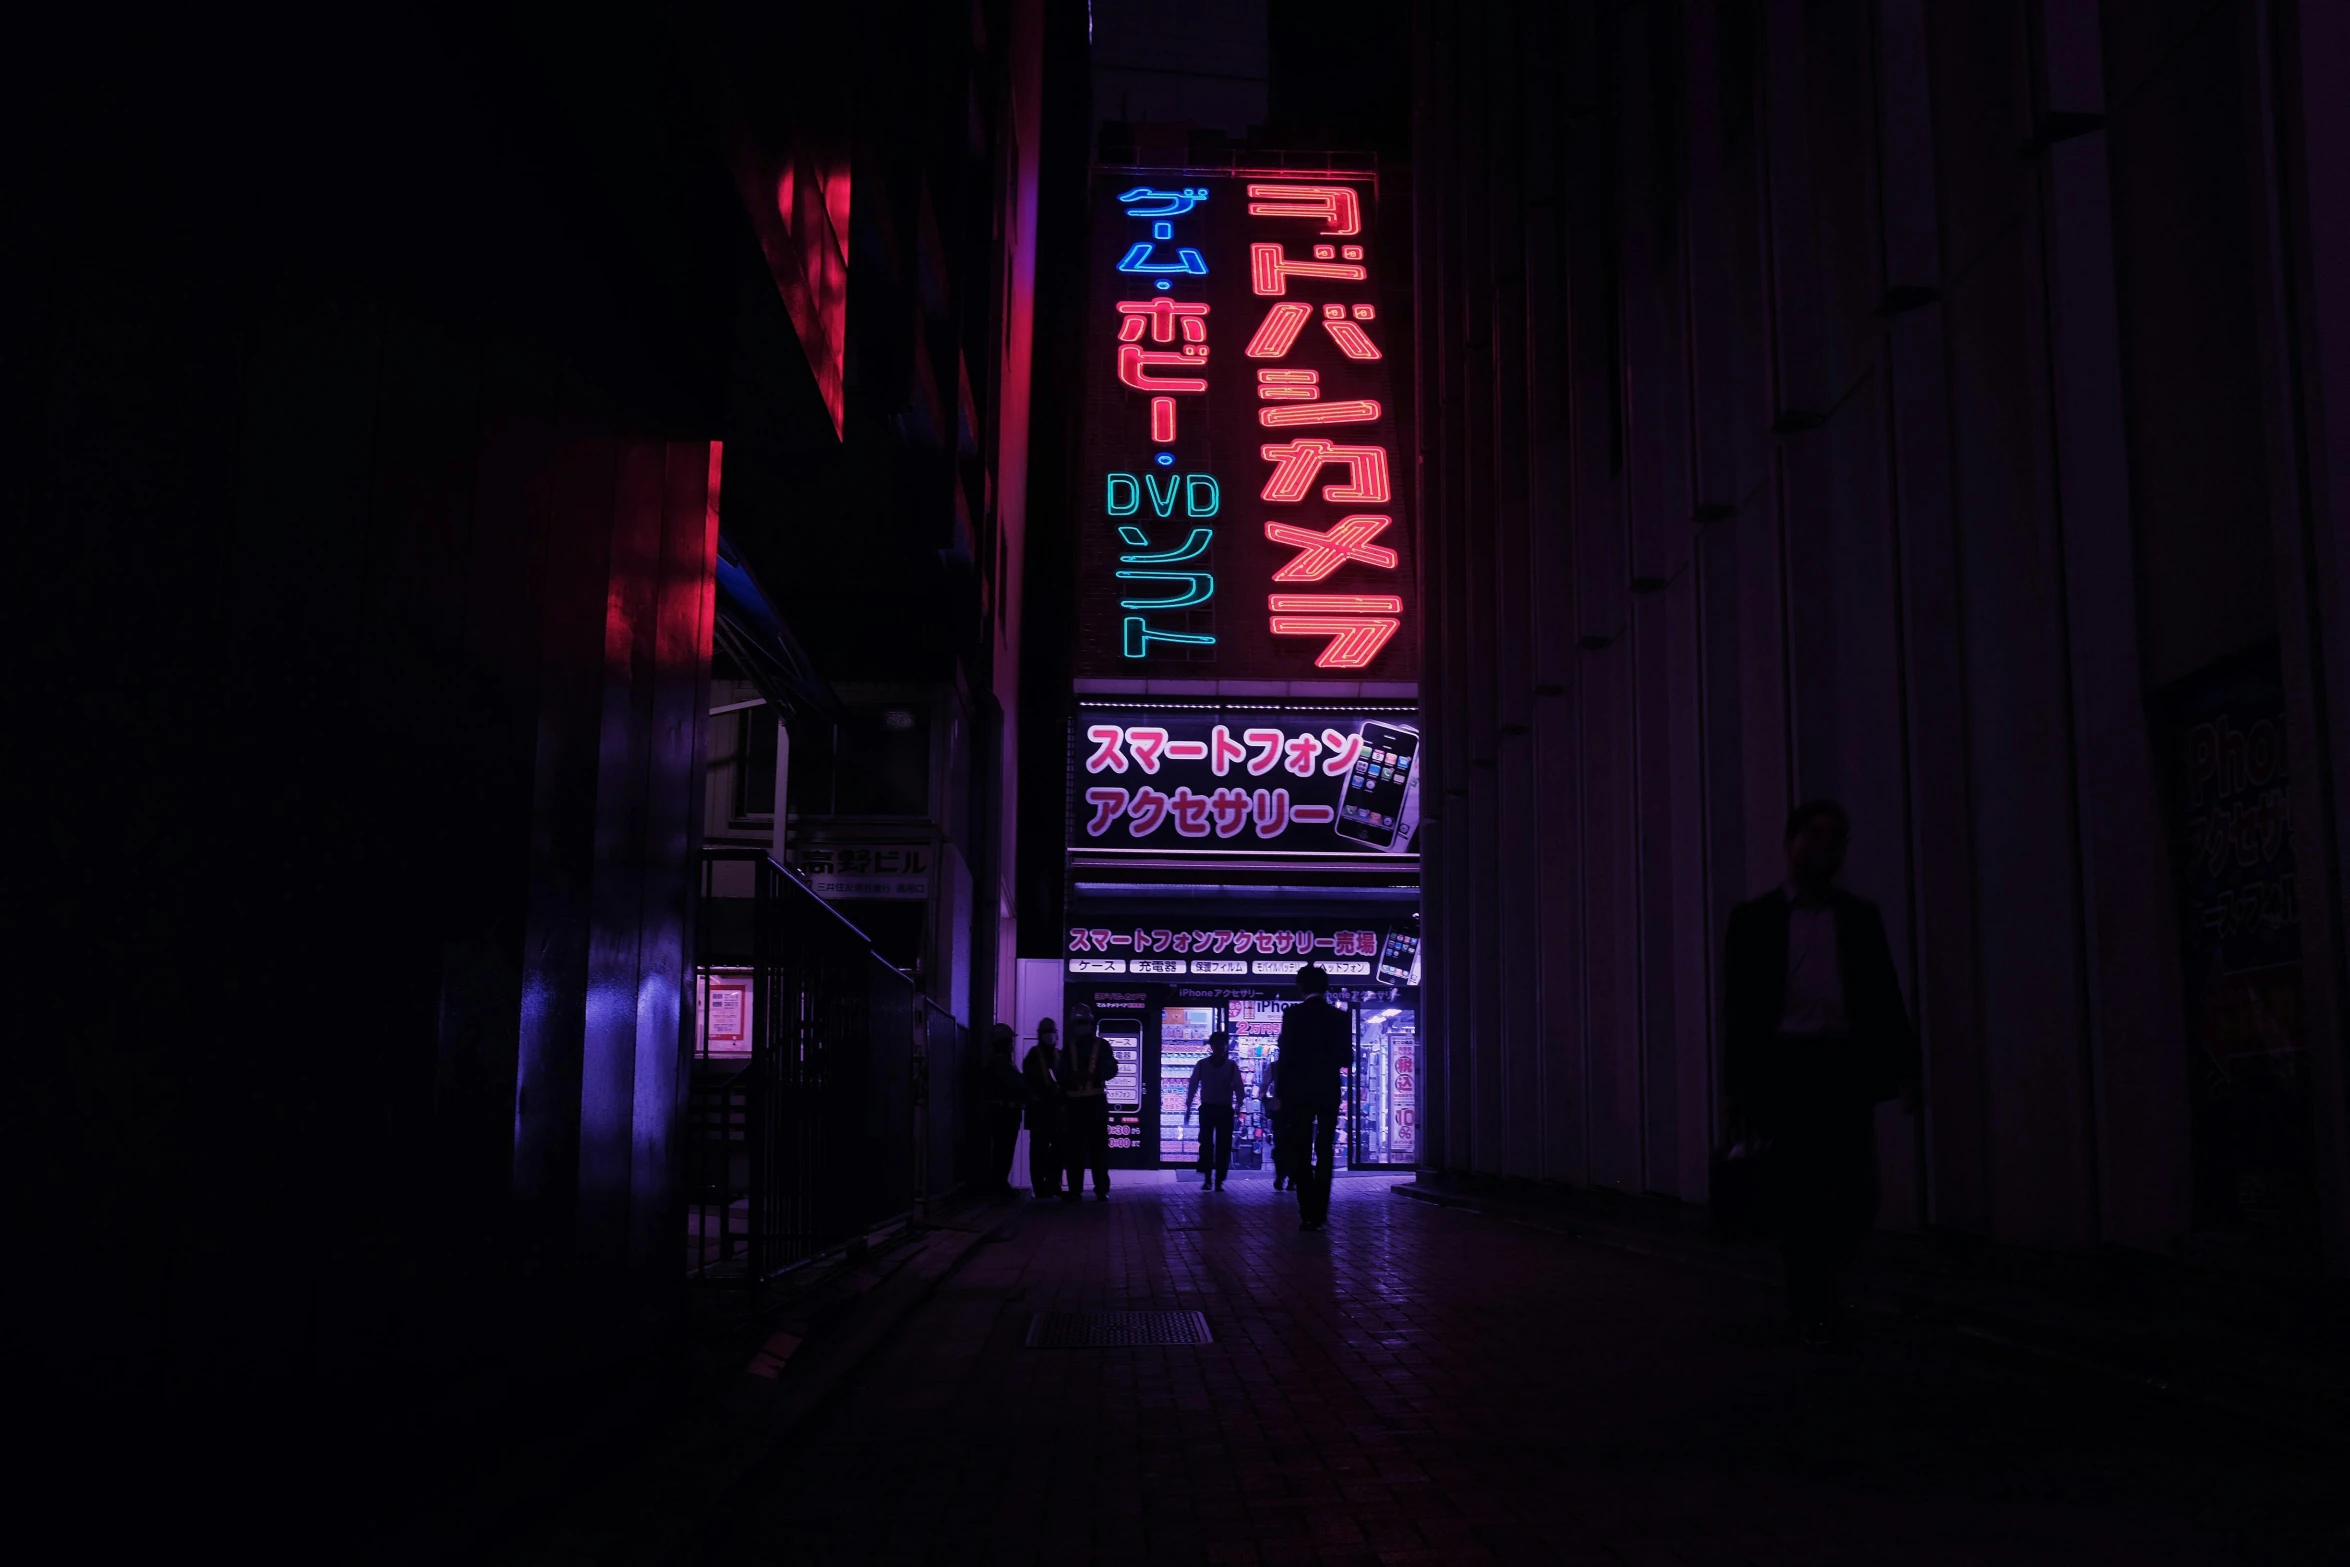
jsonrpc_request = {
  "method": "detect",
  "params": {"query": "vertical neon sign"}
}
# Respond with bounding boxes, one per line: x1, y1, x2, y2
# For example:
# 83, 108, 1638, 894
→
1081, 170, 1410, 677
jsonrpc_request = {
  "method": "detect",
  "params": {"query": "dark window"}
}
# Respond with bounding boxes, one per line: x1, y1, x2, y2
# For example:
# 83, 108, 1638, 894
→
835, 706, 930, 816
736, 709, 780, 818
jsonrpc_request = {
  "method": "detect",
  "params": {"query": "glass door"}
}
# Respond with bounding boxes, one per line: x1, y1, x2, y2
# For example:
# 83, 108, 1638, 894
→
1157, 1005, 1216, 1167
1350, 1001, 1419, 1167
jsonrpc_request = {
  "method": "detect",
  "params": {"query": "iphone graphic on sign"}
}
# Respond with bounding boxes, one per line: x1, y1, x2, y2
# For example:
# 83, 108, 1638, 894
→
1332, 721, 1422, 852
1376, 932, 1420, 988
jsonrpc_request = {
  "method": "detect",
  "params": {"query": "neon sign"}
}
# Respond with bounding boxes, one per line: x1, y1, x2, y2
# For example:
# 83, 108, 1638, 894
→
1069, 708, 1419, 855
1078, 172, 1413, 677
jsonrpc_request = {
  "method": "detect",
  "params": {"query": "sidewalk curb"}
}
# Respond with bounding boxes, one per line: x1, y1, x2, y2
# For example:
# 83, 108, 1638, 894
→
496, 1215, 1000, 1564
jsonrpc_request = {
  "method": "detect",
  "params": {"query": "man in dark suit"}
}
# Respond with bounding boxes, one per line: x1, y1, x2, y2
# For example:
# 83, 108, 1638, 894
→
1057, 1005, 1117, 1201
1724, 800, 1918, 1347
1275, 965, 1352, 1231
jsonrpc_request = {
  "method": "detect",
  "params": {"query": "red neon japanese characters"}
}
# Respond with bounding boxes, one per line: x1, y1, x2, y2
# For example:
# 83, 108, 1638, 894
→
1251, 242, 1368, 296
1117, 298, 1210, 341
1266, 594, 1405, 669
1265, 515, 1398, 582
1259, 399, 1380, 428
1245, 183, 1363, 235
1245, 301, 1313, 358
1258, 440, 1391, 504
1117, 344, 1208, 392
1321, 303, 1382, 360
1116, 300, 1210, 443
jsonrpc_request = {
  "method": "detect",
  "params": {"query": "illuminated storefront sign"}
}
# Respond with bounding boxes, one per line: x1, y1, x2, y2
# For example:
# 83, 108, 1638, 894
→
1072, 706, 1422, 856
1063, 922, 1387, 978
1078, 171, 1414, 678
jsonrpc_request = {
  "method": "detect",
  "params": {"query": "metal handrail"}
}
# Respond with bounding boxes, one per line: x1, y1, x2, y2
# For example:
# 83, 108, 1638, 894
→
687, 850, 970, 1299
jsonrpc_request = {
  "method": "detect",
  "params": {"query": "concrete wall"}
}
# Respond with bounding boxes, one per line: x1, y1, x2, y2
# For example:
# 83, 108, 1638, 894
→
1411, 0, 2350, 1272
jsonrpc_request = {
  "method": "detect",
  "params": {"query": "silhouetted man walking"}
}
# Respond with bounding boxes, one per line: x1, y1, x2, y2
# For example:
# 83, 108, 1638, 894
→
1184, 1030, 1244, 1190
1724, 801, 1917, 1347
1276, 965, 1350, 1231
1058, 1005, 1117, 1201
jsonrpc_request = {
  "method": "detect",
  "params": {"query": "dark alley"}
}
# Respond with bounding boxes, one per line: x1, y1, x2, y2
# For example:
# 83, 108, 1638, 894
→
501, 1178, 2343, 1564
17, 0, 2350, 1559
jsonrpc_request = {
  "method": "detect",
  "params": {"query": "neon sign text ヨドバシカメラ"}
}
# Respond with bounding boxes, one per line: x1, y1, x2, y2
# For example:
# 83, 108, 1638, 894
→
1266, 595, 1405, 670
1243, 184, 1404, 672
1250, 242, 1367, 294
1257, 440, 1391, 504
1243, 183, 1363, 236
1265, 515, 1397, 582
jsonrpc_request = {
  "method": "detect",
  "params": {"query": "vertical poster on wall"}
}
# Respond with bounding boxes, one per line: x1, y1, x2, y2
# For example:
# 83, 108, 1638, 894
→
2161, 646, 2314, 1240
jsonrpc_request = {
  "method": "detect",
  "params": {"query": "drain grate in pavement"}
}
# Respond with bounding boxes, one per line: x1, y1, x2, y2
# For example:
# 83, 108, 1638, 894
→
1024, 1310, 1212, 1348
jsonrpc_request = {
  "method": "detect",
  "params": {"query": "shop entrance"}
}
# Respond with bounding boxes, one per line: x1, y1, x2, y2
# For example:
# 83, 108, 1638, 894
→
1063, 970, 1421, 1173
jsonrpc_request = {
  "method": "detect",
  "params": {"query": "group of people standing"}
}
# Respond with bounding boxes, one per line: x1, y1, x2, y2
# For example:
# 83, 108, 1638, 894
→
983, 1005, 1118, 1202
981, 964, 1355, 1231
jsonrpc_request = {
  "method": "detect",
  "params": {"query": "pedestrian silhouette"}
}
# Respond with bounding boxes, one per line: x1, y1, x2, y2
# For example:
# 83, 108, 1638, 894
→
1260, 1047, 1292, 1191
1276, 965, 1351, 1230
1057, 1005, 1117, 1201
982, 1024, 1025, 1195
1185, 1029, 1245, 1190
1021, 1019, 1063, 1199
1723, 800, 1918, 1347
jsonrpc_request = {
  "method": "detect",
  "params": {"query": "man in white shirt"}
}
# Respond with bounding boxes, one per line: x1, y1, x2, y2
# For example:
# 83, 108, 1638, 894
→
1184, 1030, 1246, 1191
1723, 801, 1918, 1347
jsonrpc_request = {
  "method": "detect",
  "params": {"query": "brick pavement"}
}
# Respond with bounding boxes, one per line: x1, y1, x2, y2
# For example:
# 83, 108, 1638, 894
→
701, 1176, 2345, 1565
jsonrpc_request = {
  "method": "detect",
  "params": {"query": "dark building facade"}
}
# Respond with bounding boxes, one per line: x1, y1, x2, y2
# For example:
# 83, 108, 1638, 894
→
1409, 0, 2350, 1274
16, 0, 1055, 1529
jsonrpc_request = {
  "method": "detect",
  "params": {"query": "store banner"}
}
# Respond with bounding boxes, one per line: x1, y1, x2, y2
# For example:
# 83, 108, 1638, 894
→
1064, 918, 1417, 982
1071, 705, 1421, 857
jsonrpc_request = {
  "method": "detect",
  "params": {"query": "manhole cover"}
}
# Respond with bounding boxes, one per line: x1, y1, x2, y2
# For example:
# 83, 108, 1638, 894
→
1024, 1310, 1212, 1348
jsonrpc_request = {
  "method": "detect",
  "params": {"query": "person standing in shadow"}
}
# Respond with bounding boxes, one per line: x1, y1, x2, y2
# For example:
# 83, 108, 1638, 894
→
1275, 965, 1351, 1231
1057, 1005, 1117, 1202
1184, 1030, 1245, 1191
1724, 800, 1918, 1348
982, 1024, 1026, 1195
1021, 1019, 1063, 1199
1260, 1047, 1291, 1191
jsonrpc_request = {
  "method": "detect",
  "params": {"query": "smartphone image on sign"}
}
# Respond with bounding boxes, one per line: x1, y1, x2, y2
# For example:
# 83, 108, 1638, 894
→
1332, 721, 1422, 851
1376, 932, 1420, 988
